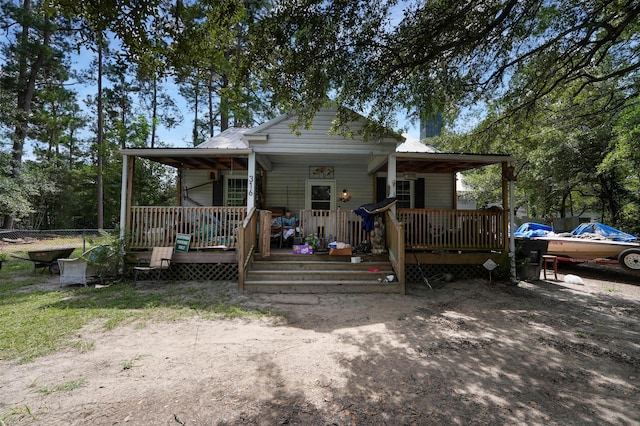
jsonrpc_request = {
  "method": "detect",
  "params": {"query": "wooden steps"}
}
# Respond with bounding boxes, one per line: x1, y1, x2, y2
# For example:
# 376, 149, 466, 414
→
244, 252, 402, 293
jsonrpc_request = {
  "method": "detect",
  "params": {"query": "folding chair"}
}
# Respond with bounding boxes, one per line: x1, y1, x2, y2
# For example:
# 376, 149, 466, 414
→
133, 246, 173, 285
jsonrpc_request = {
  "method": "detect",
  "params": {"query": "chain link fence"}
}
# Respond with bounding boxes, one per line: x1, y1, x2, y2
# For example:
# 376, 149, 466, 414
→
0, 229, 115, 255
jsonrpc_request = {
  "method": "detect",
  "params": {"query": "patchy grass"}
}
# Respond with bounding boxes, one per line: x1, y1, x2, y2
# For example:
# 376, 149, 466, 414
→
34, 378, 88, 395
0, 405, 36, 424
121, 354, 144, 370
0, 260, 271, 363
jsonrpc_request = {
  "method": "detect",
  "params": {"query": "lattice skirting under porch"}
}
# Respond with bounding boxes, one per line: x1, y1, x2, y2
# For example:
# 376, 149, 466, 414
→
406, 264, 492, 283
126, 263, 238, 282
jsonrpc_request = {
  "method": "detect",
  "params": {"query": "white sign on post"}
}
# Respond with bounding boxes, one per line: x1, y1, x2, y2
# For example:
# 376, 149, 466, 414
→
483, 259, 498, 282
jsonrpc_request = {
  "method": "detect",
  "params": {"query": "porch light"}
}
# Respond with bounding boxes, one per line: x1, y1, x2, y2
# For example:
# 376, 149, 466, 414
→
403, 172, 417, 181
340, 189, 351, 202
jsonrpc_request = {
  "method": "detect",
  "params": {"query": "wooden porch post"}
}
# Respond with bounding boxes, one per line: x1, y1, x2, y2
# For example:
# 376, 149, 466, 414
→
125, 156, 135, 236
387, 155, 397, 198
247, 152, 256, 211
119, 154, 128, 241
502, 162, 509, 251
176, 168, 182, 206
119, 154, 136, 244
508, 161, 517, 281
502, 160, 518, 281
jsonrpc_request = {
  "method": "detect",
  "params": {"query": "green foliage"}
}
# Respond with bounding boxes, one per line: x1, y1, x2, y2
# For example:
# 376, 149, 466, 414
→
0, 172, 35, 224
1, 0, 638, 232
253, 1, 640, 135
305, 234, 319, 249
444, 73, 638, 231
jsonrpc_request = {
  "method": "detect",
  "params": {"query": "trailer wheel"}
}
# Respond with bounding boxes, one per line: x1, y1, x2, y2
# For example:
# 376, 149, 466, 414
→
618, 248, 640, 272
49, 262, 60, 275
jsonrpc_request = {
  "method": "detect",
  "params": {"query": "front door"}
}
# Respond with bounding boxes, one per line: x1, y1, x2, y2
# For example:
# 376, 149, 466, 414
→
305, 180, 336, 210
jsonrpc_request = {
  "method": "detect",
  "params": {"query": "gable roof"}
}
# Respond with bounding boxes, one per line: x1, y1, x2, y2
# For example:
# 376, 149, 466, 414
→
396, 134, 438, 153
243, 105, 402, 144
198, 127, 250, 149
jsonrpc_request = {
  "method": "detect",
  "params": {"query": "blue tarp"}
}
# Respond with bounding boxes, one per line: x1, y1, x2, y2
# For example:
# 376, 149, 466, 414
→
353, 197, 397, 232
514, 222, 553, 238
514, 221, 638, 242
571, 222, 638, 242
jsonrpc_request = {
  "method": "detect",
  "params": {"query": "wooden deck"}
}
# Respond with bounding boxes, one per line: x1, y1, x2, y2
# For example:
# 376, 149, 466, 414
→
125, 206, 509, 291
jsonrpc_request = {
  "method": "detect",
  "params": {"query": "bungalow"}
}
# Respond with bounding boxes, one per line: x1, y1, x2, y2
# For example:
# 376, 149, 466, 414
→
119, 106, 516, 293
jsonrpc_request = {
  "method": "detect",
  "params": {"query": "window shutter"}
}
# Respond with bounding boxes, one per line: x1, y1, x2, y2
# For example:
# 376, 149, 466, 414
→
212, 178, 224, 206
376, 176, 386, 202
415, 178, 425, 208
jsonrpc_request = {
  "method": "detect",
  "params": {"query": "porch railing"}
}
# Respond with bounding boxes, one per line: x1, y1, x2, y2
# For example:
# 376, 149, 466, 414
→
385, 210, 405, 293
129, 206, 247, 249
238, 207, 257, 290
397, 208, 506, 251
299, 209, 366, 247
129, 206, 505, 252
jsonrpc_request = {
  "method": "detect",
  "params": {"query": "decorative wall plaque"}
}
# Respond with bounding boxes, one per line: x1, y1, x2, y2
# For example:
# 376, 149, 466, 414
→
309, 166, 334, 179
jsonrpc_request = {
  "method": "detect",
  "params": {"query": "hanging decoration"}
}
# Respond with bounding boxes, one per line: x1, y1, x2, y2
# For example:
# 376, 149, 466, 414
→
309, 166, 334, 179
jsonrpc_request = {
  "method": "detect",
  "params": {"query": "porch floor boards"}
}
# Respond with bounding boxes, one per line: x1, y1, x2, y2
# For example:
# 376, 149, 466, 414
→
245, 250, 402, 293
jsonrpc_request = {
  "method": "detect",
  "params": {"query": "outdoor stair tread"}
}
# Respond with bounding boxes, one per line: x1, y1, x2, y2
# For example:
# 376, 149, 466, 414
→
244, 279, 398, 285
248, 269, 394, 275
252, 261, 392, 267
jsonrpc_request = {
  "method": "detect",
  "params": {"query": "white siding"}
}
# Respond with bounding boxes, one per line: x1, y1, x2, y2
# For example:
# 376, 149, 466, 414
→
184, 167, 455, 211
182, 170, 214, 206
249, 107, 399, 156
424, 173, 453, 208
263, 161, 374, 216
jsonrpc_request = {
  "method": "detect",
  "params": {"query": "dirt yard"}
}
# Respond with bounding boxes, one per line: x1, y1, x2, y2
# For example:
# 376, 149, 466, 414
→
1, 262, 639, 425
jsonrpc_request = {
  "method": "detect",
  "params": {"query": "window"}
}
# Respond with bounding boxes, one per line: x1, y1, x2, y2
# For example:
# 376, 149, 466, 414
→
225, 177, 248, 206
305, 180, 336, 210
396, 180, 412, 208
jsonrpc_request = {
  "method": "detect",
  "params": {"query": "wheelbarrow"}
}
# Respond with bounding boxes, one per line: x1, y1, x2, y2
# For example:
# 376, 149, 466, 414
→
10, 247, 76, 274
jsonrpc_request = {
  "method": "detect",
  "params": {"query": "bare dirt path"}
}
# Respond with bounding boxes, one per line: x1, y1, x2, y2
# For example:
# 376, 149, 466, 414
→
1, 264, 639, 425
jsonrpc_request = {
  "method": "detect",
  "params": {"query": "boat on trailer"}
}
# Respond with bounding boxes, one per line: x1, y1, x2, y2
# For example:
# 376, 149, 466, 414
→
539, 237, 640, 270
515, 222, 640, 272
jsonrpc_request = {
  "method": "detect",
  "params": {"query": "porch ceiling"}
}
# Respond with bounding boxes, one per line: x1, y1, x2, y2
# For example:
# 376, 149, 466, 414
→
154, 156, 249, 171
390, 153, 515, 174
122, 148, 514, 174
121, 148, 252, 171
137, 155, 505, 173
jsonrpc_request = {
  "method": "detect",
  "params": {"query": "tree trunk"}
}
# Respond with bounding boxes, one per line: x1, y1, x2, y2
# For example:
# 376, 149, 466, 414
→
208, 73, 214, 137
192, 78, 199, 146
119, 72, 127, 149
220, 73, 229, 131
4, 0, 50, 229
97, 42, 104, 229
151, 76, 157, 148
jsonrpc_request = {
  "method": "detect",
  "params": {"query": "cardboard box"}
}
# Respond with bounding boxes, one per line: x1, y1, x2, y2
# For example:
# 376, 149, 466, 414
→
329, 247, 352, 256
293, 244, 314, 254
